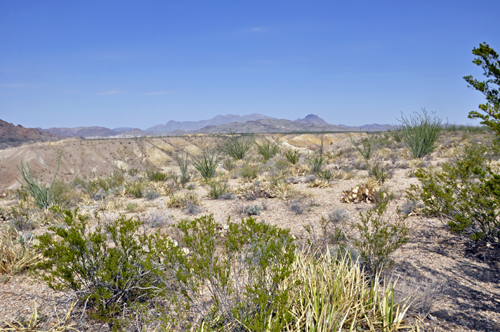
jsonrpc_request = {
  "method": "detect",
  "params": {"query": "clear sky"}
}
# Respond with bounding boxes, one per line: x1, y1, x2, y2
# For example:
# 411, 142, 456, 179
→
1, 1, 499, 129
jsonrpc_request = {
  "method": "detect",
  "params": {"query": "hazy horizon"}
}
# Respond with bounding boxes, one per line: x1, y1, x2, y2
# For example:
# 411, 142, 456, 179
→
1, 1, 499, 129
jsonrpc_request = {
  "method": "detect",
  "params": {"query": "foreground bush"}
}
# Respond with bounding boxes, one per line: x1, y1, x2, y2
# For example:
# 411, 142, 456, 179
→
36, 210, 167, 330
408, 144, 500, 242
34, 210, 415, 331
353, 197, 409, 276
162, 215, 296, 331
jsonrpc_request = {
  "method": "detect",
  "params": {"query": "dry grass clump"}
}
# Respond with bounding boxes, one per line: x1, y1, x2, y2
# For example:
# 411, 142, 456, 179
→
331, 168, 355, 180
0, 228, 42, 275
233, 181, 275, 200
165, 191, 199, 209
0, 301, 77, 332
285, 250, 413, 331
307, 178, 331, 188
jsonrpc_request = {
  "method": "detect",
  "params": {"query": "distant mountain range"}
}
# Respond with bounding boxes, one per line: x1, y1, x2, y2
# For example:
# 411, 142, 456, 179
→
147, 113, 272, 132
1, 114, 393, 146
0, 119, 62, 149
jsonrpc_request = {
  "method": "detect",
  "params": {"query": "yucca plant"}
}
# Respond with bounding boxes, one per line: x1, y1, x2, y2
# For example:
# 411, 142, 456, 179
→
307, 151, 324, 173
285, 150, 301, 164
17, 152, 62, 209
191, 149, 219, 180
219, 131, 254, 160
351, 135, 375, 162
256, 139, 280, 162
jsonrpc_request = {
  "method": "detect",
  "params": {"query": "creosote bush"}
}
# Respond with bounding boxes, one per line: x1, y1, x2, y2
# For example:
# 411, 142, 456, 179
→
36, 210, 167, 330
407, 144, 500, 242
205, 178, 231, 199
161, 215, 296, 331
351, 135, 375, 162
32, 207, 416, 331
353, 197, 409, 277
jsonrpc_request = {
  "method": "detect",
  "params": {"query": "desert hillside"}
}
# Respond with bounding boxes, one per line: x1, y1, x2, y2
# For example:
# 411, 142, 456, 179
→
0, 133, 350, 193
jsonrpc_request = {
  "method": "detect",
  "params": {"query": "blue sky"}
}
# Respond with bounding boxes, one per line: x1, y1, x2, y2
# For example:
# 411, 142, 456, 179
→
1, 1, 499, 129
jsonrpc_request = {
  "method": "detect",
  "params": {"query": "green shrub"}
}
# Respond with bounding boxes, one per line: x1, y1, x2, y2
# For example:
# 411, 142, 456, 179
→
245, 205, 262, 216
256, 140, 280, 162
191, 149, 219, 180
161, 215, 295, 331
285, 149, 301, 164
353, 197, 409, 277
407, 144, 500, 242
52, 179, 80, 208
126, 181, 144, 198
76, 170, 126, 196
274, 158, 290, 171
307, 152, 324, 173
369, 161, 393, 183
351, 136, 375, 162
36, 210, 167, 330
240, 163, 260, 180
399, 109, 443, 159
17, 152, 62, 209
317, 169, 333, 181
205, 179, 231, 199
127, 168, 139, 176
219, 131, 254, 160
147, 170, 167, 182
125, 202, 138, 212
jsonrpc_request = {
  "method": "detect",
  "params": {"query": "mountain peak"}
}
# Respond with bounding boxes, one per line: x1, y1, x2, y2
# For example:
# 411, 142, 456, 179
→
294, 114, 329, 125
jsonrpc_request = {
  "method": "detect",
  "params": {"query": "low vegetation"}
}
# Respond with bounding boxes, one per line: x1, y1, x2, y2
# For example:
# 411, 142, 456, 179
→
2, 43, 500, 329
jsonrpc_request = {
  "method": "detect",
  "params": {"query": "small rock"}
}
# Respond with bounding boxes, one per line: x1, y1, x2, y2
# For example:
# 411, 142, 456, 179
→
22, 232, 33, 241
74, 184, 88, 194
93, 188, 106, 200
